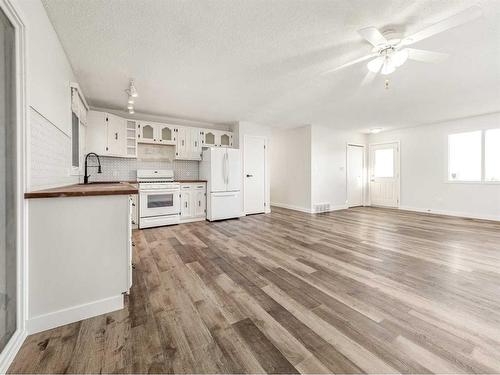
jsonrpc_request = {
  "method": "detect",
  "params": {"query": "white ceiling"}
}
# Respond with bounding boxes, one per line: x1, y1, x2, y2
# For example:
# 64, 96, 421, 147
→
42, 0, 500, 131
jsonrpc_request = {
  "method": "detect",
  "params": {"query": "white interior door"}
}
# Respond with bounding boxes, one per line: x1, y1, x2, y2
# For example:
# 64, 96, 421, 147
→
369, 142, 400, 207
244, 136, 266, 214
347, 145, 364, 207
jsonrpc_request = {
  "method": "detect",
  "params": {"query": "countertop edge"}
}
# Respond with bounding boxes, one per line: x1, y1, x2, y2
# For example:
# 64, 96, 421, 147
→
25, 183, 139, 199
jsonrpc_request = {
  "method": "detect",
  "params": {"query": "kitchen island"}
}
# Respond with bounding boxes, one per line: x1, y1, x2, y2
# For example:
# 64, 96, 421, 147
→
25, 183, 137, 334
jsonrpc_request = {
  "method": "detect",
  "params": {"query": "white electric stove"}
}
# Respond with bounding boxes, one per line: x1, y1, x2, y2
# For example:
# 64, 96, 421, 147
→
137, 169, 180, 228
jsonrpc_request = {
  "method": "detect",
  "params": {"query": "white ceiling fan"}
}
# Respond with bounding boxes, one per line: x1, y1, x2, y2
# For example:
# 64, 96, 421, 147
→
325, 5, 482, 85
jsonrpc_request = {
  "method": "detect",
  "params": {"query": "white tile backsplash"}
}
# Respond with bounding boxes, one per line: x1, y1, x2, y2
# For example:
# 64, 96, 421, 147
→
30, 108, 79, 190
89, 144, 199, 182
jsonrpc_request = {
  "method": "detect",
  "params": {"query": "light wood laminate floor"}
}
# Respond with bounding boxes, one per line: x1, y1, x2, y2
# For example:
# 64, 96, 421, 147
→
9, 207, 500, 373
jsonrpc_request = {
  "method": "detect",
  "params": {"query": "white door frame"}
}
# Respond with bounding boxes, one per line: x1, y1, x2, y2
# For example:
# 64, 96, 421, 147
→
0, 0, 28, 372
243, 135, 268, 215
368, 141, 400, 208
345, 143, 365, 207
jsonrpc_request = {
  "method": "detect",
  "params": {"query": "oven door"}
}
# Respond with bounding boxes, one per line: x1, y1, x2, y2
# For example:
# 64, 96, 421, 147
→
140, 187, 180, 218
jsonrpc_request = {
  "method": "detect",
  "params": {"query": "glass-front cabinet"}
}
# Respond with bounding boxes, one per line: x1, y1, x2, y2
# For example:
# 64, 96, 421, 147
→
201, 130, 233, 147
137, 122, 177, 145
138, 123, 155, 144
157, 125, 176, 145
220, 132, 232, 147
203, 131, 216, 146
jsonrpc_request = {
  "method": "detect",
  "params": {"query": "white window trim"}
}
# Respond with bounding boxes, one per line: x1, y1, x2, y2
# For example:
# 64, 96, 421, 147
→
446, 128, 500, 184
70, 113, 81, 176
69, 84, 88, 176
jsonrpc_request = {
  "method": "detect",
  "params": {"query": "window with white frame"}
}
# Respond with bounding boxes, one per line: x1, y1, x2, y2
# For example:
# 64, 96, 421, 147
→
448, 128, 500, 182
485, 129, 500, 182
71, 86, 88, 173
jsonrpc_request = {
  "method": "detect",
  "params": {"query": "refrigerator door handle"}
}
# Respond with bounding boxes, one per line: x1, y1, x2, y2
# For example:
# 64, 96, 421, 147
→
225, 152, 229, 185
223, 152, 227, 187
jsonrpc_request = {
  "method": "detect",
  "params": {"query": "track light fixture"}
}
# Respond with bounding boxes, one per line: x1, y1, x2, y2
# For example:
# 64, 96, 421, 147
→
128, 80, 139, 98
125, 79, 138, 114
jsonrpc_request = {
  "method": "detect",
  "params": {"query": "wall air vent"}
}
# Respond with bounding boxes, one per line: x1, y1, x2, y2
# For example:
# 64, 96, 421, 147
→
314, 203, 331, 213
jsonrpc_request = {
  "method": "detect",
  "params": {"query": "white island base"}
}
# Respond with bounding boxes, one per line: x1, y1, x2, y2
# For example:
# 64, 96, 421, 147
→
27, 194, 132, 334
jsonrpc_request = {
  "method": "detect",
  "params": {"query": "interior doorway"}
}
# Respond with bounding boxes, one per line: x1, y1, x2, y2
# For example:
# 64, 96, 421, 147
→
346, 144, 365, 207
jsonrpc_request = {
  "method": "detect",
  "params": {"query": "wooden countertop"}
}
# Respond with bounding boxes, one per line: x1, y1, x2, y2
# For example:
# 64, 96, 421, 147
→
25, 182, 139, 199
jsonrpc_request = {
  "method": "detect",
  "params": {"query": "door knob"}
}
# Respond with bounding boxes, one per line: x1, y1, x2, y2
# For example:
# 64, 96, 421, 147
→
246, 174, 253, 177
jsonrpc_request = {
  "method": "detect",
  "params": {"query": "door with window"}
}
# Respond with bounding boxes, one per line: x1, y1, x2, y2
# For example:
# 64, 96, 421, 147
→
369, 142, 400, 207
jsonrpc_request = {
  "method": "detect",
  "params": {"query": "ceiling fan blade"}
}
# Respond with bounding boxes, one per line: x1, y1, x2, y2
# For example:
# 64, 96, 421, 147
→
401, 5, 482, 46
322, 53, 378, 75
358, 26, 388, 47
407, 48, 449, 63
361, 70, 377, 86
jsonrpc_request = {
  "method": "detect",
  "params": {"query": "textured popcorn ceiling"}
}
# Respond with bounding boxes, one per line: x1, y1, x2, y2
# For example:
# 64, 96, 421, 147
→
42, 0, 500, 131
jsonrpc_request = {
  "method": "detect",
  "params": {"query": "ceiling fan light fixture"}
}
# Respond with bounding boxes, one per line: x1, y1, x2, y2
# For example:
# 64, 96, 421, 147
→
370, 127, 383, 134
367, 56, 384, 73
380, 58, 396, 75
392, 49, 409, 67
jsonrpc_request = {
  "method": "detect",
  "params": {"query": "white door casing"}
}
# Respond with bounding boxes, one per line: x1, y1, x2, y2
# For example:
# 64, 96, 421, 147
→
347, 144, 364, 207
369, 142, 400, 207
244, 136, 266, 215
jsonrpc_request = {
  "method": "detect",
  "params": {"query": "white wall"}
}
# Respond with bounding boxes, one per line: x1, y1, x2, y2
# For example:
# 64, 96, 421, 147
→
235, 121, 273, 214
369, 112, 500, 221
17, 0, 79, 189
270, 125, 312, 212
311, 126, 367, 211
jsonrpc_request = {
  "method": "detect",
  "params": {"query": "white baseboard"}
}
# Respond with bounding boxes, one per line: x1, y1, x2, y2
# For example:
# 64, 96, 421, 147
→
0, 329, 27, 374
27, 295, 124, 335
271, 202, 349, 214
399, 205, 500, 222
320, 204, 349, 213
271, 202, 313, 213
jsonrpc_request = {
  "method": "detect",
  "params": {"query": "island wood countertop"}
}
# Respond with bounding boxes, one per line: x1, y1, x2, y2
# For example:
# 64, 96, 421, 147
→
25, 182, 139, 199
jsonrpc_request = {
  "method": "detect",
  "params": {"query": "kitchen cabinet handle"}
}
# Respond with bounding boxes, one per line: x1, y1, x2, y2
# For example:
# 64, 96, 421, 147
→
115, 132, 118, 140
195, 141, 198, 147
185, 202, 188, 208
182, 140, 185, 146
246, 174, 253, 178
132, 203, 136, 207
198, 201, 201, 206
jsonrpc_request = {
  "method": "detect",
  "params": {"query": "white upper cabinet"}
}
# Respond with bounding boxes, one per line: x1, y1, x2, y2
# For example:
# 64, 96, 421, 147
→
138, 123, 155, 143
201, 129, 233, 148
157, 124, 177, 144
137, 122, 177, 145
86, 110, 135, 158
176, 127, 202, 160
202, 130, 216, 147
219, 131, 233, 147
87, 110, 234, 160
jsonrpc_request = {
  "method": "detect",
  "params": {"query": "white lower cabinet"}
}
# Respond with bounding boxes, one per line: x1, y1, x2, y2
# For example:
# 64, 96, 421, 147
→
180, 183, 206, 223
130, 192, 138, 229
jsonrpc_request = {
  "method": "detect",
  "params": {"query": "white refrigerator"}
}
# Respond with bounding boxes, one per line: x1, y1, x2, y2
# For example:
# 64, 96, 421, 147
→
200, 147, 242, 221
